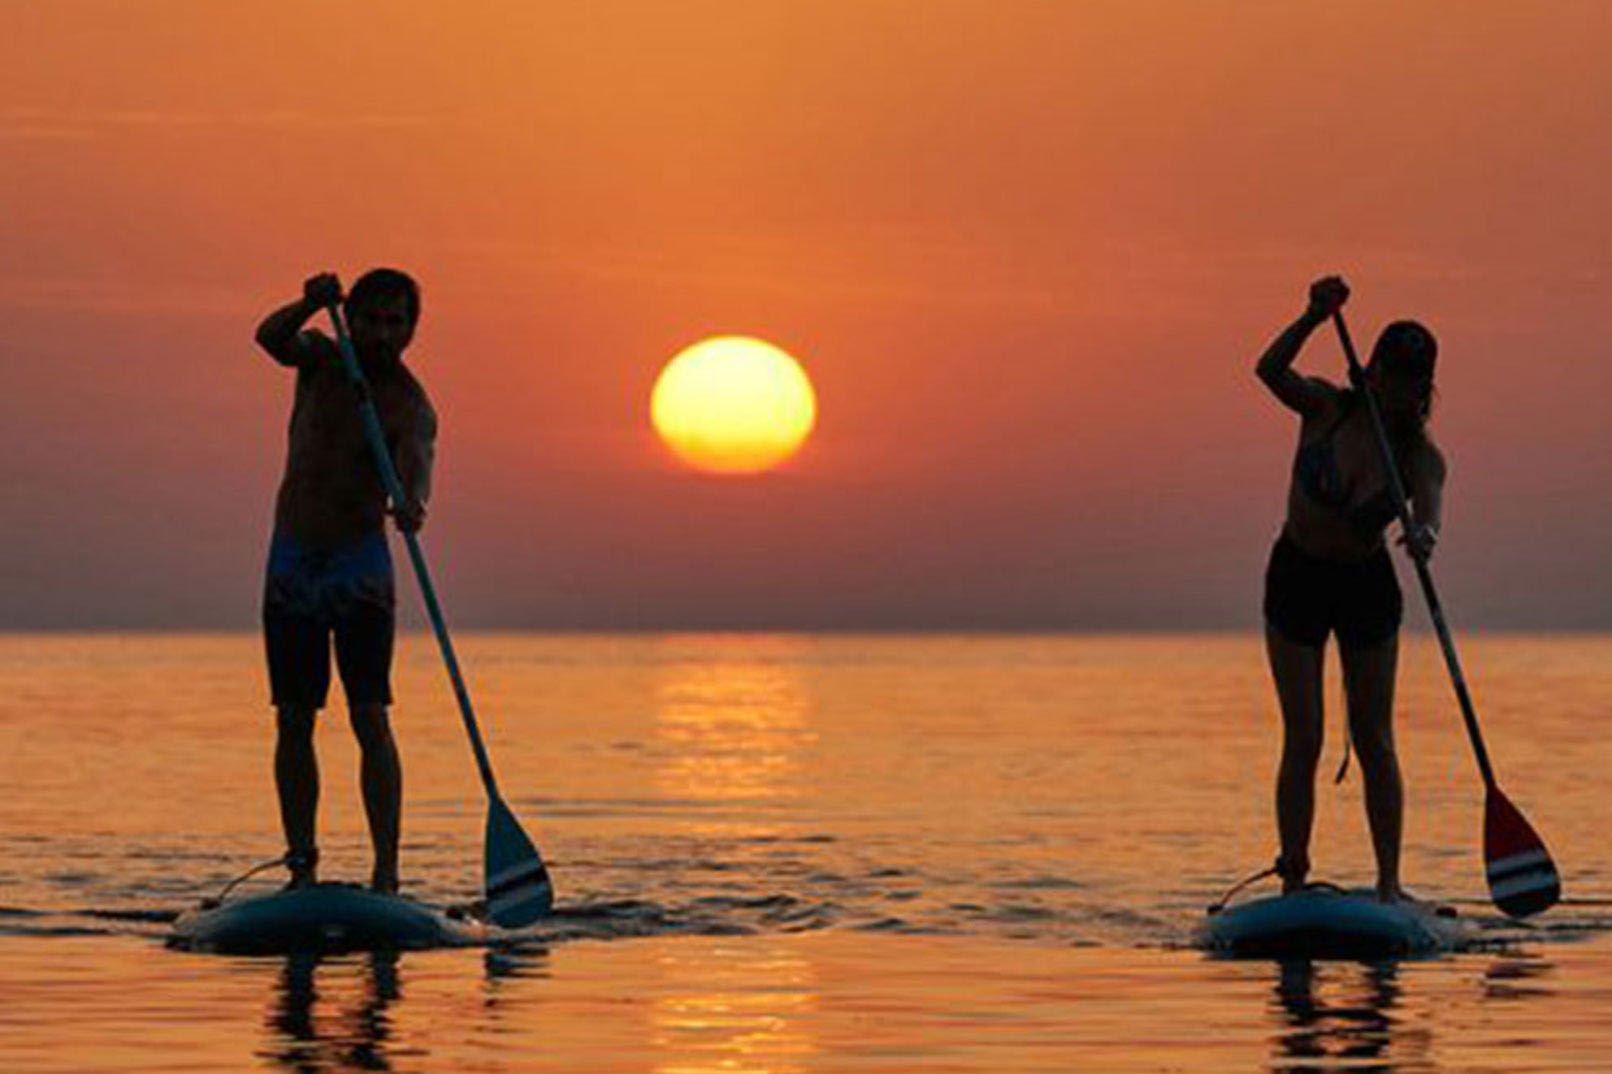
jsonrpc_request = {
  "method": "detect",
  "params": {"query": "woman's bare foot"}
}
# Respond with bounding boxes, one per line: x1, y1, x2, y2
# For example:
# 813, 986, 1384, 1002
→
1377, 883, 1428, 906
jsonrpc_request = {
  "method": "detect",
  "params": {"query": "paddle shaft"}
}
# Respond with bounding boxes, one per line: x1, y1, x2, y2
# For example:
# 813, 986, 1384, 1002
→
325, 304, 503, 799
1331, 313, 1497, 789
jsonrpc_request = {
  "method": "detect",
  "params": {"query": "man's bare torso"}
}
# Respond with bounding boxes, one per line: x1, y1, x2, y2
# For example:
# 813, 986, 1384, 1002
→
274, 331, 437, 547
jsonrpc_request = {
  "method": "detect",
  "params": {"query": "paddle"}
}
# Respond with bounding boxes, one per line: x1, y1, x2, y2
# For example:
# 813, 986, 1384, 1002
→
325, 298, 554, 927
1332, 311, 1560, 918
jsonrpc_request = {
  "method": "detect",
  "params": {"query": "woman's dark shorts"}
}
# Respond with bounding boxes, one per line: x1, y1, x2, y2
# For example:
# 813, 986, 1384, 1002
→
263, 531, 395, 710
1263, 533, 1402, 649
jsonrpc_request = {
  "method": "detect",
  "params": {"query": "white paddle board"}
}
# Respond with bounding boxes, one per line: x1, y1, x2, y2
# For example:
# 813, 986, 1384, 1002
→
1199, 886, 1469, 959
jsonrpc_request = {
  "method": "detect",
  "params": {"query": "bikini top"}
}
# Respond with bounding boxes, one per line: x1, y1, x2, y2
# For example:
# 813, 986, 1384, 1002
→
1292, 392, 1403, 536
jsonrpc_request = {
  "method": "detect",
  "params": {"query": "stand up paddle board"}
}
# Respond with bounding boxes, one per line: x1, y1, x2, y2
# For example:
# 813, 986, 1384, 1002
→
1199, 885, 1469, 959
169, 883, 482, 955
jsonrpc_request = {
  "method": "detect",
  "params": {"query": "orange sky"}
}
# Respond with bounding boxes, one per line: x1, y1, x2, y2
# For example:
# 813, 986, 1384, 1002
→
2, 1, 1609, 628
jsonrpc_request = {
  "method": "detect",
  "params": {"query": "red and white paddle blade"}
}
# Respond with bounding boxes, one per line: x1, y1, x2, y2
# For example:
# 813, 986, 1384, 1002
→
1484, 787, 1560, 918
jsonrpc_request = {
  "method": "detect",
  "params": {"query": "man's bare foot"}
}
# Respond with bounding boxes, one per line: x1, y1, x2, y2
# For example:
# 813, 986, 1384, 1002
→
371, 872, 399, 895
446, 898, 487, 921
1277, 855, 1310, 895
284, 848, 319, 891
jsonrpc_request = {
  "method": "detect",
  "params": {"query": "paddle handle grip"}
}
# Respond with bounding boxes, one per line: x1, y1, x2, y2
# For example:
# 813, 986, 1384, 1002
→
325, 303, 502, 798
1332, 313, 1496, 788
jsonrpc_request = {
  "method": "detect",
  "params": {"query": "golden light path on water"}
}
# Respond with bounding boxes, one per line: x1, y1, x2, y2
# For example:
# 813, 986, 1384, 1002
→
653, 650, 816, 806
648, 648, 820, 1073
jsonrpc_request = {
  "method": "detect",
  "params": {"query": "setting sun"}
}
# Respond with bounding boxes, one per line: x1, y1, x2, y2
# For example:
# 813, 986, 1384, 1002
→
650, 336, 818, 474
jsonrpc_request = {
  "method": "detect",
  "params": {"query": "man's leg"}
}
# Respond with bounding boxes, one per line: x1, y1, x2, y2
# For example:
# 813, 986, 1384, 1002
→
333, 534, 402, 893
263, 530, 340, 888
350, 703, 401, 893
274, 705, 320, 886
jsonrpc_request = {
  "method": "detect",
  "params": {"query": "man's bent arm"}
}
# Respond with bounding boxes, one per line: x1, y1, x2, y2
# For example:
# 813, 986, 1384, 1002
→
254, 297, 324, 368
256, 275, 340, 368
397, 406, 437, 510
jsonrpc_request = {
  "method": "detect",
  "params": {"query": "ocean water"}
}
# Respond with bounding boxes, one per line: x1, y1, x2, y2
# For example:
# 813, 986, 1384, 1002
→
1, 632, 1609, 1072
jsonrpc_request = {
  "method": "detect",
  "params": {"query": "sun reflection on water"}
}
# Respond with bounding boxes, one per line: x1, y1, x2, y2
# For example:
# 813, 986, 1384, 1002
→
652, 943, 818, 1074
653, 649, 817, 807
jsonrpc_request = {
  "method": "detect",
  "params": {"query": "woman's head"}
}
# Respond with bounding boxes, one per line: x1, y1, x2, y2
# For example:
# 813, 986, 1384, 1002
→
1367, 320, 1437, 424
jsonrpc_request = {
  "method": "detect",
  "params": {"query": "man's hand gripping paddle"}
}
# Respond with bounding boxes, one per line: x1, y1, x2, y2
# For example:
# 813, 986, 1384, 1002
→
326, 297, 553, 927
1333, 311, 1560, 918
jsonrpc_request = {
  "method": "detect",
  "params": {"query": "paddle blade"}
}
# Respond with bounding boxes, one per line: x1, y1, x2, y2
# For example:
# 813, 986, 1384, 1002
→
483, 796, 554, 928
1484, 786, 1560, 918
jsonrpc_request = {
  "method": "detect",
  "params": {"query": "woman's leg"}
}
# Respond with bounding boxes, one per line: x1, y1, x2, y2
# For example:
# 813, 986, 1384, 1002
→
1266, 624, 1327, 892
1340, 633, 1403, 899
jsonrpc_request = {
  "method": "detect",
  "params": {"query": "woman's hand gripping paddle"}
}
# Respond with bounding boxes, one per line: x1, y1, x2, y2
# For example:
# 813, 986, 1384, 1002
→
1333, 311, 1560, 918
325, 298, 554, 927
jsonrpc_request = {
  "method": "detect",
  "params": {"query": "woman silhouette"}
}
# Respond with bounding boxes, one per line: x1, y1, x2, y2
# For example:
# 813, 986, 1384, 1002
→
1255, 276, 1444, 902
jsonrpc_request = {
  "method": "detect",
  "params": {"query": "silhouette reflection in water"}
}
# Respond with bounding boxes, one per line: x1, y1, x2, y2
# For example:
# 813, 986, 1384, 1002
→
262, 951, 402, 1073
1268, 959, 1430, 1073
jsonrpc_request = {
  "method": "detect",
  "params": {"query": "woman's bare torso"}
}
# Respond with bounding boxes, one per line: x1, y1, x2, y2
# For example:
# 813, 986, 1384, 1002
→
1283, 386, 1425, 562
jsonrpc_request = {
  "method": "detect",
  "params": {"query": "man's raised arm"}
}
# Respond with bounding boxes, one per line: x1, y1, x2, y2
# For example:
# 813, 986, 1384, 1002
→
255, 273, 341, 367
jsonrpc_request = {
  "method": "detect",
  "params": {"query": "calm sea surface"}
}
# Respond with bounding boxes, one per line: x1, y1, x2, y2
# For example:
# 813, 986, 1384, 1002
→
2, 632, 1609, 1072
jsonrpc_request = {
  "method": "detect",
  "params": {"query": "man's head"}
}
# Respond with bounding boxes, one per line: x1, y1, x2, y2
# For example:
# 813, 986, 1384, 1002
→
345, 268, 420, 363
